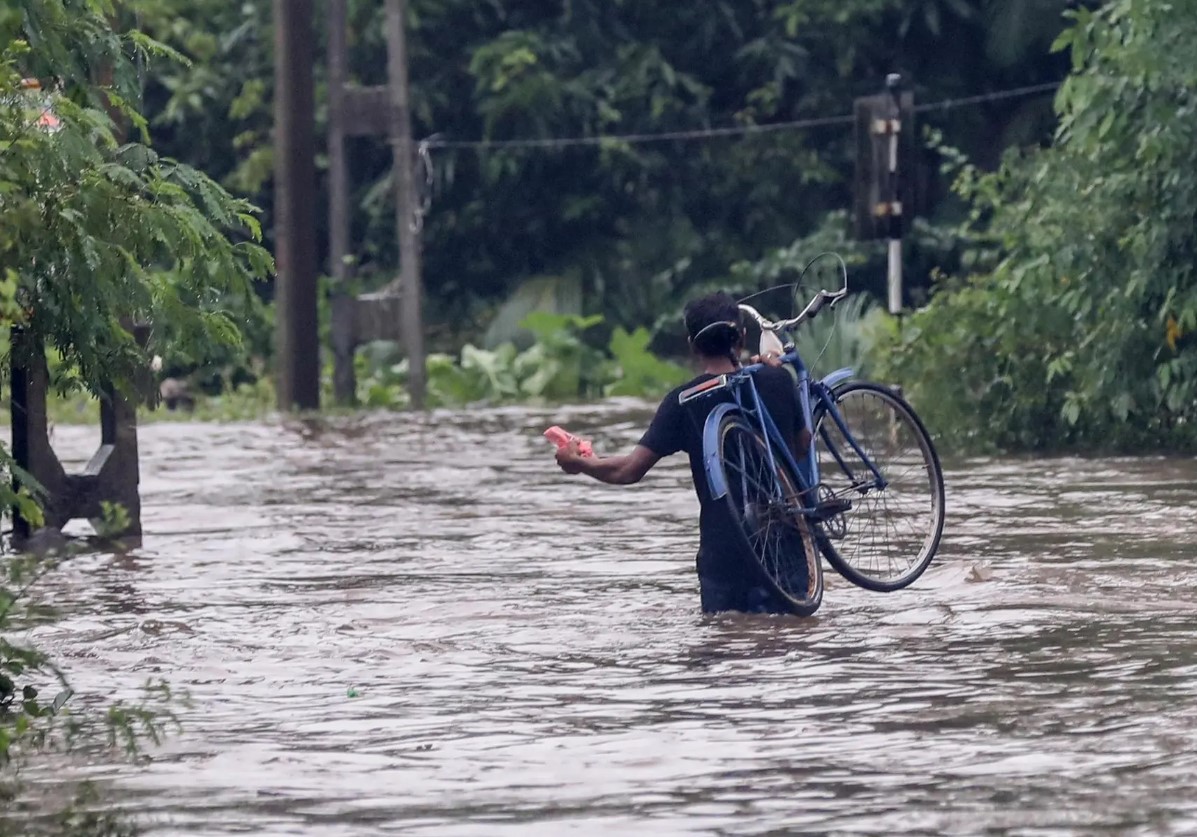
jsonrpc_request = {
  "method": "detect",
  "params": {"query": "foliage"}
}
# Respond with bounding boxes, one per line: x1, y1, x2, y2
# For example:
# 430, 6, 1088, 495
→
794, 291, 886, 380
123, 0, 274, 198
0, 375, 277, 426
11, 783, 139, 837
0, 0, 273, 573
123, 0, 1074, 347
0, 545, 182, 836
0, 3, 254, 822
606, 324, 693, 397
357, 311, 689, 408
0, 1, 273, 414
873, 0, 1197, 452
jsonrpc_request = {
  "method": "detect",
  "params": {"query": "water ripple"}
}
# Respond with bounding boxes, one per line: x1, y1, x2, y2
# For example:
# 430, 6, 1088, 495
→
25, 408, 1197, 834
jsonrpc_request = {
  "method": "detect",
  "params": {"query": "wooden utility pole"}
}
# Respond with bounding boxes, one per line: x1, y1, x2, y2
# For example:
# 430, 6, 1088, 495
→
384, 0, 426, 408
327, 0, 356, 403
326, 0, 424, 407
328, 0, 350, 288
273, 0, 320, 410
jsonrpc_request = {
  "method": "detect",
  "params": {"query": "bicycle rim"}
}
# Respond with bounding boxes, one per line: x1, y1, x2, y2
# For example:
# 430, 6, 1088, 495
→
813, 382, 945, 592
715, 415, 823, 614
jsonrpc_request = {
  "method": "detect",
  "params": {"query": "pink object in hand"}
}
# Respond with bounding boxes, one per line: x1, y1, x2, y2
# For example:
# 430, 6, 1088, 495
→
544, 426, 594, 457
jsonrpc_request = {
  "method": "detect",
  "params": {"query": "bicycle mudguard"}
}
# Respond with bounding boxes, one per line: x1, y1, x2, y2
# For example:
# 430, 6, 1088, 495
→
701, 402, 742, 500
820, 367, 854, 390
678, 373, 730, 405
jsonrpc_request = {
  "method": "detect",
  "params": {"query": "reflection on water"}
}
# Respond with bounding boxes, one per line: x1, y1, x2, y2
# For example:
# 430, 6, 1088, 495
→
26, 405, 1197, 834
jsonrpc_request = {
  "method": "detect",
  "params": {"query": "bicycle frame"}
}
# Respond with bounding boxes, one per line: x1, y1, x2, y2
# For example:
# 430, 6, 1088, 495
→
688, 345, 888, 510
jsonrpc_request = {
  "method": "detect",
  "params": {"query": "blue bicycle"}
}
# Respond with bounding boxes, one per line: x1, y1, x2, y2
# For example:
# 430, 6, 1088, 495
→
679, 265, 946, 615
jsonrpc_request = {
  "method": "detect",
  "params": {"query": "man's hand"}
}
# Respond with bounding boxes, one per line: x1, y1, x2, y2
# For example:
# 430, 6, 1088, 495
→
554, 439, 586, 474
750, 350, 784, 368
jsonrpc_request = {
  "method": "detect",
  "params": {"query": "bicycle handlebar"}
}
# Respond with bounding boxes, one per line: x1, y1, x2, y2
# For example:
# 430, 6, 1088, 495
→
738, 285, 848, 334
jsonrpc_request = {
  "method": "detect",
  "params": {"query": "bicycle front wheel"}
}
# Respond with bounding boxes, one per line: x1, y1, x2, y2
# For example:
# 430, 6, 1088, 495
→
813, 382, 945, 592
714, 413, 823, 615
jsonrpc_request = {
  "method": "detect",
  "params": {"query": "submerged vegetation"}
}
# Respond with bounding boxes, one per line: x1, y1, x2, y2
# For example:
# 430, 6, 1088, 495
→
356, 311, 690, 409
0, 533, 184, 836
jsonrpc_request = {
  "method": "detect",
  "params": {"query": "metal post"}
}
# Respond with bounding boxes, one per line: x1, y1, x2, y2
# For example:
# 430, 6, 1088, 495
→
884, 73, 903, 316
273, 0, 320, 410
385, 0, 426, 409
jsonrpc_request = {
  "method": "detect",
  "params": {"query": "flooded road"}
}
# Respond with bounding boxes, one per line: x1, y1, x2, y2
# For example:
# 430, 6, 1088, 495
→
27, 402, 1197, 834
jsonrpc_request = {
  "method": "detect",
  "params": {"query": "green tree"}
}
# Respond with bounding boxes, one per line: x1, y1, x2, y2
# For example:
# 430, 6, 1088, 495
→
1, 0, 272, 402
125, 0, 1074, 353
0, 0, 270, 825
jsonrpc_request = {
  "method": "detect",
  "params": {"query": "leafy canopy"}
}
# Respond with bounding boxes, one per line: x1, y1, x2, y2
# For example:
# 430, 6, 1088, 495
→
874, 0, 1197, 452
0, 0, 272, 403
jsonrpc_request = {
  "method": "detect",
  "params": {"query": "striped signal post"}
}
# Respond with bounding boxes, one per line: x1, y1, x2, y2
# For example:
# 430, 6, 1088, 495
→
854, 74, 916, 314
883, 74, 904, 315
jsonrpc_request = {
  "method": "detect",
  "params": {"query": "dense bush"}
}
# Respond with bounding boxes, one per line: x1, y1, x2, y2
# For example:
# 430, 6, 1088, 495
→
873, 0, 1197, 452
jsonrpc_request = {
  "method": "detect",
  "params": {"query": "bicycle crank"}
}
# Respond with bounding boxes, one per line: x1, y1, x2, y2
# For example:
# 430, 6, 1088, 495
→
809, 484, 850, 538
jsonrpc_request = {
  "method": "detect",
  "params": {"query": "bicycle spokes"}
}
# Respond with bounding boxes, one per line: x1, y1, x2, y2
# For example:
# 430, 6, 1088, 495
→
813, 383, 945, 592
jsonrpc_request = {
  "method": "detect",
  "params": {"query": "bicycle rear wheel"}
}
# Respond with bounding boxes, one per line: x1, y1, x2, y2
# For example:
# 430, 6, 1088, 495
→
713, 413, 823, 615
813, 382, 945, 592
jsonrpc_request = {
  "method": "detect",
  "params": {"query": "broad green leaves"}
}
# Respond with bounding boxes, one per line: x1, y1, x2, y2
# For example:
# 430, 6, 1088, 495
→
358, 311, 688, 408
606, 325, 689, 397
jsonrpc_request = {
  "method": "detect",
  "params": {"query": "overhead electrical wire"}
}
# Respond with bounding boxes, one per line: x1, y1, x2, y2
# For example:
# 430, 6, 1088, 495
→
422, 81, 1062, 152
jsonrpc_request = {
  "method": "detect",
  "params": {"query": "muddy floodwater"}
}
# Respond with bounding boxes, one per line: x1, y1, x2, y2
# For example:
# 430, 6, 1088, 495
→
24, 402, 1197, 835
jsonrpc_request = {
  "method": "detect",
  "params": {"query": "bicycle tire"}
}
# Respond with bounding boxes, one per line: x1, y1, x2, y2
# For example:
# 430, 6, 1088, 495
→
812, 381, 945, 592
713, 413, 824, 615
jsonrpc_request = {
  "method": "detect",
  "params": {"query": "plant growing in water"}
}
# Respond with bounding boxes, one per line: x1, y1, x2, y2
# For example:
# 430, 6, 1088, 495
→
356, 312, 691, 408
0, 535, 185, 836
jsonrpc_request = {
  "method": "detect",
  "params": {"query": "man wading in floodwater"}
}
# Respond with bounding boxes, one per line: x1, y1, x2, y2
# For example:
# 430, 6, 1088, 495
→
552, 292, 812, 615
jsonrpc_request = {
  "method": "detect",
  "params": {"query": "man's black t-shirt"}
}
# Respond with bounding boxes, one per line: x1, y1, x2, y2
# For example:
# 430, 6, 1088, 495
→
638, 366, 806, 586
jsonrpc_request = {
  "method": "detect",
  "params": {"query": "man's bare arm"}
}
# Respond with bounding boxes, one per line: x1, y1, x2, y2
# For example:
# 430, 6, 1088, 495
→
555, 442, 661, 485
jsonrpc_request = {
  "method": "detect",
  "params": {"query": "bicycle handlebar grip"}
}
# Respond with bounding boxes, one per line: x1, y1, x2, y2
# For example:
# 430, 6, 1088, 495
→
808, 294, 828, 318
544, 426, 594, 457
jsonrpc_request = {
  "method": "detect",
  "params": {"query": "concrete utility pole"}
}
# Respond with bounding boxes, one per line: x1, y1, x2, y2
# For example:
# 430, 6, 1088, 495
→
384, 0, 427, 408
273, 0, 320, 410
